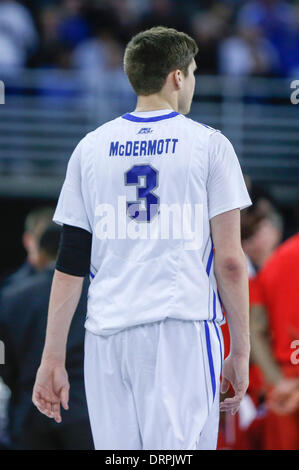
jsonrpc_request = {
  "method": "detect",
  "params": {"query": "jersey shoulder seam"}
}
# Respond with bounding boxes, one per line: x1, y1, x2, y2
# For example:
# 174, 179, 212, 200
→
183, 115, 220, 134
88, 116, 122, 138
79, 117, 122, 154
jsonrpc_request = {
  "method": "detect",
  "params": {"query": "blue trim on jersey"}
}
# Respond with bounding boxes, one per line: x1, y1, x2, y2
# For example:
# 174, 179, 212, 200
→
204, 321, 216, 400
212, 291, 216, 320
206, 241, 214, 276
90, 271, 95, 279
217, 290, 225, 322
121, 111, 179, 123
199, 122, 210, 129
213, 320, 223, 371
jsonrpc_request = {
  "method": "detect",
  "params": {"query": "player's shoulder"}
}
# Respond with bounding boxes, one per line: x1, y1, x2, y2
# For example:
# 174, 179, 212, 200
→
180, 115, 235, 153
93, 116, 124, 135
272, 233, 299, 262
260, 233, 299, 282
75, 116, 123, 155
180, 114, 219, 136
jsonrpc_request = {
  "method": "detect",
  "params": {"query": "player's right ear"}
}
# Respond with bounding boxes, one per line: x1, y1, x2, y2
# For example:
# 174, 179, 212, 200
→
172, 69, 183, 90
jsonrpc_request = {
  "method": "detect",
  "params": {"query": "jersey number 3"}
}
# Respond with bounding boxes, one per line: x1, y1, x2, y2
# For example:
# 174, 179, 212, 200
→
124, 164, 159, 222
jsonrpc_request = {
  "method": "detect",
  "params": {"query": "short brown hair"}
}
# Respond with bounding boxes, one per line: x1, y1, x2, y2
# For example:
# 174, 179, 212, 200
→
124, 26, 198, 96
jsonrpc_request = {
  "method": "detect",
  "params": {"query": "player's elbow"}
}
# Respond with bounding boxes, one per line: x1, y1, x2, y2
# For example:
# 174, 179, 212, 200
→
214, 250, 246, 282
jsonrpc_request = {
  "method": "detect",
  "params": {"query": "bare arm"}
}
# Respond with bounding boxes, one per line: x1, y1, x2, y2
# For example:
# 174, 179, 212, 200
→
32, 269, 84, 423
210, 208, 250, 414
250, 303, 299, 413
250, 303, 282, 385
42, 270, 84, 362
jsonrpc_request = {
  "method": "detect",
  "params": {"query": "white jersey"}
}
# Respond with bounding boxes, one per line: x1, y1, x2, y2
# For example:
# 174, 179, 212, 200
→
53, 109, 251, 336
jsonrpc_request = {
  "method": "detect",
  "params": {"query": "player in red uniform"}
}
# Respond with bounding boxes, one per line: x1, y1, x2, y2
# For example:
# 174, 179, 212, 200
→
250, 233, 299, 450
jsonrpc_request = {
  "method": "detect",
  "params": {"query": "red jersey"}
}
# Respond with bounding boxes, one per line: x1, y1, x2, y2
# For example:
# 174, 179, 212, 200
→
250, 233, 299, 365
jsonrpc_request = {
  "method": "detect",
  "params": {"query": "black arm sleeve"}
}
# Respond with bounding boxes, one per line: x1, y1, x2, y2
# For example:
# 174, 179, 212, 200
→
56, 224, 92, 277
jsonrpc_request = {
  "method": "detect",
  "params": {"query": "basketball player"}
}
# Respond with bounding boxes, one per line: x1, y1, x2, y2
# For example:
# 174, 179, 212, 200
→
250, 233, 299, 449
32, 27, 252, 450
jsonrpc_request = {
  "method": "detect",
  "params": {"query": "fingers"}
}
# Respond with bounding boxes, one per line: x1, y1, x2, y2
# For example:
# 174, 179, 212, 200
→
34, 395, 53, 418
32, 365, 70, 423
43, 402, 54, 419
220, 391, 244, 415
44, 397, 53, 418
32, 389, 47, 413
60, 385, 69, 411
268, 390, 299, 415
35, 398, 60, 420
220, 355, 249, 415
220, 377, 230, 394
33, 386, 69, 423
33, 388, 60, 421
36, 397, 46, 412
35, 398, 53, 418
52, 402, 62, 423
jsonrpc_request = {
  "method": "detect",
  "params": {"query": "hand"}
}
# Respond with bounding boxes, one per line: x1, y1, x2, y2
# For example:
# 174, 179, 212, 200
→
220, 353, 249, 415
268, 378, 299, 415
32, 360, 70, 423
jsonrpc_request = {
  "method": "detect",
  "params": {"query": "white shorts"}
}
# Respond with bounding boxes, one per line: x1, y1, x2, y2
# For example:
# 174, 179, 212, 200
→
84, 318, 224, 450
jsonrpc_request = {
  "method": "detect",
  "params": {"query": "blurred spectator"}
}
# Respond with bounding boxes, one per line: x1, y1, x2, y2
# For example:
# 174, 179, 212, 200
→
250, 232, 299, 449
0, 378, 10, 448
73, 29, 119, 73
36, 44, 82, 106
31, 5, 74, 67
127, 0, 151, 18
57, 0, 90, 48
218, 196, 284, 450
101, 0, 144, 35
39, 1, 89, 47
0, 223, 93, 449
237, 0, 299, 76
0, 0, 38, 71
38, 5, 61, 46
1, 0, 296, 79
219, 22, 280, 76
191, 6, 229, 74
72, 14, 135, 117
241, 207, 283, 272
0, 207, 54, 292
72, 6, 122, 72
141, 0, 188, 33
